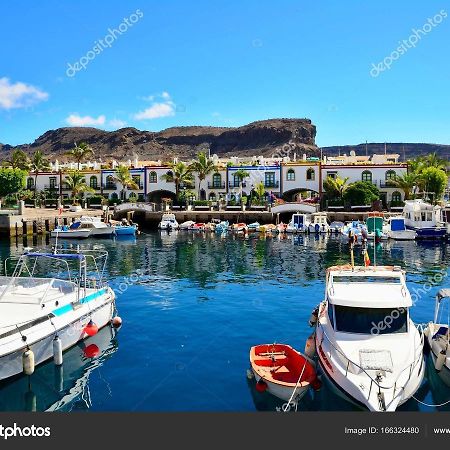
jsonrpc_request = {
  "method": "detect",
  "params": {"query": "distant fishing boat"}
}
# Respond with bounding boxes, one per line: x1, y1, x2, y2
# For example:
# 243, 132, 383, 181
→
215, 221, 229, 233
158, 213, 179, 230
365, 213, 387, 240
114, 224, 138, 236
249, 343, 320, 402
247, 222, 261, 232
403, 199, 446, 239
315, 265, 424, 411
179, 220, 195, 230
75, 216, 115, 237
0, 249, 118, 382
329, 221, 345, 234
308, 213, 329, 234
286, 213, 310, 233
51, 223, 91, 239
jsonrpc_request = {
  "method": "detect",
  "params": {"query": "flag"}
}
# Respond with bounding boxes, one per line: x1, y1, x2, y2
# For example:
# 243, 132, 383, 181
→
364, 249, 371, 267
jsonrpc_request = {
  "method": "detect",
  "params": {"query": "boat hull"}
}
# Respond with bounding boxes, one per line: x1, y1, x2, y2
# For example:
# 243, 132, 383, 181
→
406, 226, 446, 240
50, 230, 91, 239
114, 225, 137, 236
251, 371, 309, 402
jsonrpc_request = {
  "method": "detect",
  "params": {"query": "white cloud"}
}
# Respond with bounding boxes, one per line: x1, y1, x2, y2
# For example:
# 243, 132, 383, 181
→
108, 118, 127, 128
161, 91, 170, 99
65, 114, 106, 126
0, 77, 48, 110
134, 102, 175, 120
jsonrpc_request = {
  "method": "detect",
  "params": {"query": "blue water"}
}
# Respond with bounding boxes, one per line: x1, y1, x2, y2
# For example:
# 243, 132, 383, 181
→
0, 232, 449, 412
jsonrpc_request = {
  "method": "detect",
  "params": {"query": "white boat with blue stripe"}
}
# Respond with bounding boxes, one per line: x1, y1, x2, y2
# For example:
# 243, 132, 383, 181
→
0, 249, 116, 381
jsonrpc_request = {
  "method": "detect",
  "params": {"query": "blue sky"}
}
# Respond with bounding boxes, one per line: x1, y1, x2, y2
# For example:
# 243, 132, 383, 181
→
1, 0, 449, 147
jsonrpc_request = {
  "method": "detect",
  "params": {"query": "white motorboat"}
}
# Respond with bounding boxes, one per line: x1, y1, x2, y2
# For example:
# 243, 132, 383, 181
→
315, 265, 424, 411
179, 220, 195, 230
0, 249, 117, 382
365, 213, 388, 240
286, 213, 311, 233
329, 221, 345, 234
385, 217, 417, 240
309, 213, 329, 234
403, 199, 446, 239
75, 216, 115, 237
158, 213, 179, 230
50, 224, 91, 239
425, 289, 450, 386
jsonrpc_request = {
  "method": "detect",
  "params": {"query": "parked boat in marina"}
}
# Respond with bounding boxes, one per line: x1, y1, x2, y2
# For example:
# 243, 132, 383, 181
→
425, 289, 450, 387
315, 265, 424, 411
158, 213, 179, 230
385, 217, 417, 240
247, 222, 261, 232
114, 224, 138, 236
342, 221, 367, 239
329, 221, 345, 234
0, 249, 117, 382
76, 216, 115, 237
365, 213, 387, 240
179, 220, 195, 230
309, 213, 329, 234
51, 224, 91, 239
215, 221, 229, 233
286, 213, 311, 233
403, 199, 446, 240
250, 343, 320, 402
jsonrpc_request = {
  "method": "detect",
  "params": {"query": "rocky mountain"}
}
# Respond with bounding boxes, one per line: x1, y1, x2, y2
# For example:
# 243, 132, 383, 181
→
0, 118, 318, 162
322, 143, 450, 161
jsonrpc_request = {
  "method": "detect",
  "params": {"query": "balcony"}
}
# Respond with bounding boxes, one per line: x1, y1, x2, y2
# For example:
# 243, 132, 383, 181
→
43, 184, 59, 190
103, 183, 117, 190
264, 181, 279, 189
208, 182, 226, 189
379, 180, 396, 188
228, 182, 247, 188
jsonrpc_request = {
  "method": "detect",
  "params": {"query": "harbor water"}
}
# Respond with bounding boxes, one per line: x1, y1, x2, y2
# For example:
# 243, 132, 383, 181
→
0, 232, 449, 412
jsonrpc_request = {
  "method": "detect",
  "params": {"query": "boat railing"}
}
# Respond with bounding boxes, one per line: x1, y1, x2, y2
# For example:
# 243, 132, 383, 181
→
317, 321, 424, 398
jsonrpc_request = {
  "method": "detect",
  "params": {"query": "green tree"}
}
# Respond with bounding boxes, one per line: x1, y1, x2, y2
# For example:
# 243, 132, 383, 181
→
2, 149, 31, 171
323, 176, 349, 200
389, 172, 418, 200
161, 162, 194, 200
113, 165, 139, 201
30, 149, 50, 197
254, 181, 266, 199
343, 181, 380, 206
421, 152, 447, 172
66, 142, 94, 170
63, 170, 94, 205
0, 168, 27, 203
233, 168, 250, 198
420, 166, 447, 203
189, 151, 217, 199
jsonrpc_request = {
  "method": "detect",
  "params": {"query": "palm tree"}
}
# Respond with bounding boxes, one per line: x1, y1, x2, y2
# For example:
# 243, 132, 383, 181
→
161, 162, 194, 199
63, 170, 94, 205
66, 142, 94, 170
189, 151, 217, 199
30, 149, 50, 194
3, 149, 31, 171
390, 172, 418, 200
233, 168, 250, 198
323, 176, 349, 200
113, 165, 139, 201
421, 152, 447, 172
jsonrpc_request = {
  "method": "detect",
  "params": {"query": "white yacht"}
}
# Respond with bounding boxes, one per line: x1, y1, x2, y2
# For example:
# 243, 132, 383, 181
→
403, 199, 446, 239
308, 213, 330, 234
315, 265, 424, 411
286, 213, 311, 233
158, 213, 179, 230
76, 216, 114, 237
0, 249, 116, 381
425, 289, 450, 387
385, 217, 417, 240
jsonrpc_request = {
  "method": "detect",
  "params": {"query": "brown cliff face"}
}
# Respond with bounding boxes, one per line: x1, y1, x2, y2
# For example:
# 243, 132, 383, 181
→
0, 118, 318, 162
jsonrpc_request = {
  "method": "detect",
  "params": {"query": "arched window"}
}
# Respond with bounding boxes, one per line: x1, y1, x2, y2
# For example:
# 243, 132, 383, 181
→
166, 171, 173, 179
391, 191, 402, 203
209, 192, 216, 201
306, 168, 315, 181
362, 170, 372, 182
111, 192, 118, 200
149, 171, 157, 183
385, 170, 396, 180
212, 173, 222, 188
27, 177, 34, 190
286, 169, 295, 181
90, 176, 98, 189
106, 175, 115, 189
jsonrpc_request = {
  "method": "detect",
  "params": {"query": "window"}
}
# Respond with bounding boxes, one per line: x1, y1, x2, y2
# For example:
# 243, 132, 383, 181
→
385, 170, 396, 180
212, 173, 222, 188
334, 305, 408, 334
132, 175, 141, 189
328, 304, 334, 328
166, 171, 173, 178
391, 191, 402, 203
362, 170, 372, 182
327, 172, 337, 180
265, 172, 276, 187
106, 175, 115, 189
27, 177, 34, 189
49, 177, 57, 189
233, 174, 241, 187
306, 168, 315, 181
90, 176, 98, 189
286, 169, 295, 181
209, 192, 216, 201
149, 171, 157, 183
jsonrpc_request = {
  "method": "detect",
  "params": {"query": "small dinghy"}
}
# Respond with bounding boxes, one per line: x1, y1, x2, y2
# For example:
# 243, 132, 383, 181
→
247, 222, 260, 232
179, 220, 195, 230
189, 222, 206, 231
250, 343, 320, 402
232, 223, 247, 233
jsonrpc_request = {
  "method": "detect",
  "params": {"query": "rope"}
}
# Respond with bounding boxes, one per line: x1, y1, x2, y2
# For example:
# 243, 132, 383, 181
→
283, 358, 308, 412
412, 395, 450, 408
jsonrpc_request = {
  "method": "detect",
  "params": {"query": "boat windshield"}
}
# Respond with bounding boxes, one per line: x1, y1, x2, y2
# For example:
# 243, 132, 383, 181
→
332, 276, 401, 284
334, 305, 408, 334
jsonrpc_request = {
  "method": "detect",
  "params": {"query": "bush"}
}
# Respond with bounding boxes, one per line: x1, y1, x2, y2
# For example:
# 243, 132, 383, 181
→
343, 181, 379, 206
194, 200, 209, 206
87, 195, 104, 206
0, 168, 27, 200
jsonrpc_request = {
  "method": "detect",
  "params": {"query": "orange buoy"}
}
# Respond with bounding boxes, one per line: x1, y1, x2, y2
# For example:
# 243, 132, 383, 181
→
84, 344, 100, 358
84, 320, 98, 337
255, 379, 268, 393
112, 316, 123, 328
311, 378, 322, 391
